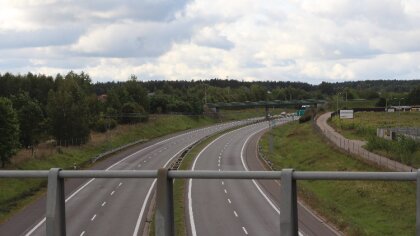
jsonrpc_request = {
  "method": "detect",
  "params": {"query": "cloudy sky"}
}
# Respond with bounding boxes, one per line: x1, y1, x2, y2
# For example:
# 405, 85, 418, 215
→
1, 0, 420, 84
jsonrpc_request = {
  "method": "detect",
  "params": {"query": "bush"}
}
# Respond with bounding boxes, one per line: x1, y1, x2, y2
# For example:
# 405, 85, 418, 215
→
94, 118, 117, 133
299, 108, 316, 123
366, 135, 419, 165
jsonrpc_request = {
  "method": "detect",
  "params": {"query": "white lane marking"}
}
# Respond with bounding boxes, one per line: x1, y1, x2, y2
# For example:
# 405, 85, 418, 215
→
80, 231, 86, 236
101, 201, 106, 207
188, 127, 250, 236
118, 182, 123, 187
224, 189, 227, 194
221, 181, 224, 185
132, 179, 156, 236
143, 160, 147, 163
234, 211, 238, 217
242, 227, 248, 235
138, 164, 142, 167
132, 143, 202, 236
228, 198, 231, 204
218, 163, 220, 167
218, 169, 221, 171
240, 121, 305, 236
240, 127, 280, 214
24, 121, 238, 236
91, 214, 97, 221
218, 159, 220, 163
111, 191, 115, 196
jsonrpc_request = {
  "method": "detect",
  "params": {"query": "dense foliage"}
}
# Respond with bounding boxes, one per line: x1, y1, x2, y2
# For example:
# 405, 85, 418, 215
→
0, 71, 419, 166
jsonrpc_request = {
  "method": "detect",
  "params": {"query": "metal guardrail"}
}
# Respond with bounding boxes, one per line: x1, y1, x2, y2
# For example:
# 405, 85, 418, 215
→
1, 169, 420, 236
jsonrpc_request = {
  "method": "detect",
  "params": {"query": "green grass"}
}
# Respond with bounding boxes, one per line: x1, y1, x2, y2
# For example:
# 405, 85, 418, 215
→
0, 115, 217, 223
260, 122, 415, 236
329, 112, 420, 166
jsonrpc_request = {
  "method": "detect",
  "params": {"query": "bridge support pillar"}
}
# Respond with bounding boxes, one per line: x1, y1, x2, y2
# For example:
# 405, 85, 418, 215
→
416, 169, 420, 236
156, 168, 174, 236
280, 169, 298, 236
46, 168, 66, 236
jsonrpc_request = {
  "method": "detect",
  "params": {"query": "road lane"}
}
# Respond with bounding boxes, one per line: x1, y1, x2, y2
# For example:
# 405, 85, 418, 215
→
0, 119, 257, 236
189, 117, 341, 236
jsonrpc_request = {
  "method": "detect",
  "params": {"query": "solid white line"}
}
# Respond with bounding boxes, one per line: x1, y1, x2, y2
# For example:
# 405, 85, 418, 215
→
188, 127, 248, 236
234, 211, 238, 217
132, 143, 202, 236
110, 191, 115, 196
80, 231, 86, 236
101, 201, 106, 207
91, 214, 96, 221
132, 179, 156, 236
240, 127, 280, 214
242, 227, 248, 235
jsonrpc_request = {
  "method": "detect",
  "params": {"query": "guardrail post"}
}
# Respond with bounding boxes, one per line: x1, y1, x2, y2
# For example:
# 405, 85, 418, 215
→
155, 168, 174, 236
280, 169, 298, 236
417, 169, 420, 236
46, 168, 66, 236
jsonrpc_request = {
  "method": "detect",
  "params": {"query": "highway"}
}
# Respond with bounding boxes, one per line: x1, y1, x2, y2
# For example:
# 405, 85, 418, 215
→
0, 119, 255, 236
188, 118, 341, 236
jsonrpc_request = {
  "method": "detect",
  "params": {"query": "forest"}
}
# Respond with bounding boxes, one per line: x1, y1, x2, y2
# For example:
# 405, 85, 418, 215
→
0, 71, 419, 167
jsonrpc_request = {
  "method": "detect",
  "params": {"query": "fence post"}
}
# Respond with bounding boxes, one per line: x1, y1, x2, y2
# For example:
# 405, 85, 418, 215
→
155, 168, 174, 236
280, 169, 298, 236
46, 168, 66, 236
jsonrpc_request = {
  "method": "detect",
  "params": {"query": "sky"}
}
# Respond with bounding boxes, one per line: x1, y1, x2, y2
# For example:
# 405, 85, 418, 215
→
1, 0, 420, 84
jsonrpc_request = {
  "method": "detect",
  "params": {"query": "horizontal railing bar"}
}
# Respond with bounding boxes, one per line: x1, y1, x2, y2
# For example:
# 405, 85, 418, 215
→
169, 170, 281, 179
59, 170, 158, 178
0, 171, 49, 178
0, 170, 417, 181
293, 171, 417, 181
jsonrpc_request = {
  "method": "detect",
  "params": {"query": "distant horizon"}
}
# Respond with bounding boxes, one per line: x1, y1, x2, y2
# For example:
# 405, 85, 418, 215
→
1, 70, 419, 86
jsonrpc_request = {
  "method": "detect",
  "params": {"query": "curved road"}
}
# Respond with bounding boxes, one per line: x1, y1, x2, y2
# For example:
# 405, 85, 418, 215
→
0, 119, 256, 236
188, 118, 341, 236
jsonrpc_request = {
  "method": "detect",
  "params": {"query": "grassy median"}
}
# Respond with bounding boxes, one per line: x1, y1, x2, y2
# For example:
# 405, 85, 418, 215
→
260, 122, 416, 235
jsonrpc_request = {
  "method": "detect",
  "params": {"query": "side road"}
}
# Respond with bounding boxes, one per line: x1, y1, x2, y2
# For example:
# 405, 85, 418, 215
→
315, 112, 415, 172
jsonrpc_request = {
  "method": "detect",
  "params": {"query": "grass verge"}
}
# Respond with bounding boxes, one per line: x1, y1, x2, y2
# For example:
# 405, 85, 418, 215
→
328, 112, 420, 167
0, 115, 217, 223
260, 122, 415, 236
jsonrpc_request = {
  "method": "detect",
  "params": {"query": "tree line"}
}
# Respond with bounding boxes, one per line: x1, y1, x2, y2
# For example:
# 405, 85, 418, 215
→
0, 71, 419, 167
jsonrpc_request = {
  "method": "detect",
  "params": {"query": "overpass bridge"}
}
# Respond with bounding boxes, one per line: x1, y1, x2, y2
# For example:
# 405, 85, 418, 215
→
207, 99, 327, 118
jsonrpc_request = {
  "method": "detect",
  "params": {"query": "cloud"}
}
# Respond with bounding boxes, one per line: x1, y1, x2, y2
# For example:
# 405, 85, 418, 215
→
1, 0, 420, 84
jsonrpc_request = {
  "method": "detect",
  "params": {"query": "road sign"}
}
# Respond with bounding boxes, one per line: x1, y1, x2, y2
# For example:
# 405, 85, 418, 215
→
340, 110, 354, 119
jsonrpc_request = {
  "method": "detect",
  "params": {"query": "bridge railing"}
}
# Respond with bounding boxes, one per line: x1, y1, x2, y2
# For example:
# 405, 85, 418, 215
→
1, 169, 419, 236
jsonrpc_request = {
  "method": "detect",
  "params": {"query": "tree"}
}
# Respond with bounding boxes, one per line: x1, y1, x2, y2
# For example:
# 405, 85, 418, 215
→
0, 97, 20, 167
11, 92, 44, 151
47, 77, 90, 145
120, 102, 146, 123
407, 86, 420, 105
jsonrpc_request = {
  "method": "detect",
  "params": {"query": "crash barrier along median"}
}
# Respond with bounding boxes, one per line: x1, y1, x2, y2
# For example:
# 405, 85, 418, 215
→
2, 169, 420, 236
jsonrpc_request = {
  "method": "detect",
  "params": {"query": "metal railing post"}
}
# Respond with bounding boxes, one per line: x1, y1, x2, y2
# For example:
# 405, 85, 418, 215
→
417, 169, 420, 236
280, 169, 298, 236
46, 168, 66, 236
155, 168, 174, 236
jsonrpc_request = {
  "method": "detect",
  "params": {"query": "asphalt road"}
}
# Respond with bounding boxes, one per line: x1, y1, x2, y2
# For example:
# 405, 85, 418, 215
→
0, 119, 256, 236
188, 118, 342, 236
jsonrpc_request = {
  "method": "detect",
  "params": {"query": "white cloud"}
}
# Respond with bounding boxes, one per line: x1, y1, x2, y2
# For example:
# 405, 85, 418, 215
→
1, 0, 420, 83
